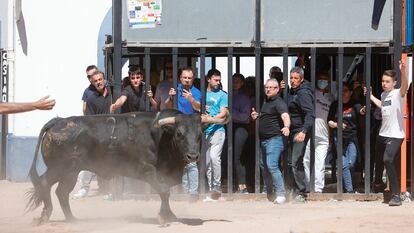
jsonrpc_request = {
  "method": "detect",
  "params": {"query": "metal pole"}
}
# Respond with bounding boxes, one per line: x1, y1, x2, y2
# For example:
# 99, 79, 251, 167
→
199, 47, 207, 194
227, 47, 234, 194
254, 0, 261, 194
364, 47, 372, 194
254, 47, 261, 194
144, 48, 151, 111
394, 0, 403, 80
112, 0, 122, 102
283, 48, 289, 100
172, 48, 178, 109
235, 56, 240, 74
282, 47, 289, 191
310, 47, 316, 193
337, 47, 344, 194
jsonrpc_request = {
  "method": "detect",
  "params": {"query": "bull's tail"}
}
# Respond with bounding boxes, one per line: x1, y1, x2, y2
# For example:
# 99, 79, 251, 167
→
25, 117, 60, 212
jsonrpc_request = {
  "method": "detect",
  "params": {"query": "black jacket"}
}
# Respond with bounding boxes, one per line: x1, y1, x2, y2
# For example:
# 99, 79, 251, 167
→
287, 80, 315, 134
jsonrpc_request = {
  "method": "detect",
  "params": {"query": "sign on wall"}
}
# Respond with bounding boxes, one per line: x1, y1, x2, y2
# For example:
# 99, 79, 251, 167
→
1, 50, 8, 103
127, 0, 162, 29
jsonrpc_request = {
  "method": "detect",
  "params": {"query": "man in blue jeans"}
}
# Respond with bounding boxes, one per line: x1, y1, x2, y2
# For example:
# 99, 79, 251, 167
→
166, 67, 201, 202
251, 79, 290, 204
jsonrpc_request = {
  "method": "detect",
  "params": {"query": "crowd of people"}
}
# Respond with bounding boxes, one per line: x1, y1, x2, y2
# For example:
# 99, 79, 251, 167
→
17, 56, 404, 206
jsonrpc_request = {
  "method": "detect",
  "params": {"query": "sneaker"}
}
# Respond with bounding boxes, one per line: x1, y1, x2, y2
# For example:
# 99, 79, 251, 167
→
73, 188, 88, 199
211, 190, 221, 200
203, 196, 217, 202
293, 194, 306, 203
389, 194, 402, 206
274, 196, 286, 204
237, 188, 248, 194
103, 193, 114, 201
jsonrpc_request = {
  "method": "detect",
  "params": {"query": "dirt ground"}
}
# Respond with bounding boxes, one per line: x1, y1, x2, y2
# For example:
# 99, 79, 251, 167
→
0, 180, 413, 233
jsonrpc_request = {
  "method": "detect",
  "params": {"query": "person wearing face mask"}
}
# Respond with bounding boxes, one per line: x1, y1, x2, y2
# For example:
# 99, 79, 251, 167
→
203, 68, 228, 201
303, 72, 335, 193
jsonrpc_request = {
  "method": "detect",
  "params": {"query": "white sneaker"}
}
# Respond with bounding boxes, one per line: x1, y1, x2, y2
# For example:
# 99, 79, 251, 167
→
103, 193, 114, 201
274, 196, 286, 204
73, 188, 88, 198
202, 196, 217, 202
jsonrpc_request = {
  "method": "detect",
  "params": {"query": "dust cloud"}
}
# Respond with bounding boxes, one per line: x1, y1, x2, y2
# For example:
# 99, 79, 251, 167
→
0, 180, 413, 233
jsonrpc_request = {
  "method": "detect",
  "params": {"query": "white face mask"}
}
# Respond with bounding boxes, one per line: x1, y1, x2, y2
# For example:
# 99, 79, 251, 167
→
317, 80, 329, 90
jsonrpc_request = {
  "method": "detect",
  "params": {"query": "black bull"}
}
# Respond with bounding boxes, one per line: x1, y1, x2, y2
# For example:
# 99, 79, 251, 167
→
26, 109, 226, 225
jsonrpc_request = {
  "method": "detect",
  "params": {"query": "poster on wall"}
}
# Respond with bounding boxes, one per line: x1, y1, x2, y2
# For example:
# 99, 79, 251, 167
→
127, 0, 162, 29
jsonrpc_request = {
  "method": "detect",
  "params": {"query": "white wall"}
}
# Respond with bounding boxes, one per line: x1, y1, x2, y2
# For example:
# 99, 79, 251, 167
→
0, 0, 10, 48
10, 0, 112, 136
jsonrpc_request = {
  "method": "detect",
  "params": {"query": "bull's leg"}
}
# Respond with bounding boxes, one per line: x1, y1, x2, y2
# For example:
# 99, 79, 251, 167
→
158, 191, 177, 226
55, 172, 78, 222
138, 164, 177, 226
34, 171, 59, 225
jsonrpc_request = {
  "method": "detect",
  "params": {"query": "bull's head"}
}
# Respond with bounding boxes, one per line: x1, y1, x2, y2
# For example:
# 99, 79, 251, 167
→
154, 112, 201, 163
153, 109, 229, 163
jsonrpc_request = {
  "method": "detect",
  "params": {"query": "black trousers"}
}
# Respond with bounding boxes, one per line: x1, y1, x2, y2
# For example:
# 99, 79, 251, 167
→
233, 124, 249, 185
376, 136, 403, 195
288, 132, 310, 194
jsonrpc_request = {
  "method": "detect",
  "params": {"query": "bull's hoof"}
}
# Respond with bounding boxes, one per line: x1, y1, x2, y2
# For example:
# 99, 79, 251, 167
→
65, 216, 78, 223
32, 216, 49, 226
157, 211, 177, 226
267, 192, 276, 202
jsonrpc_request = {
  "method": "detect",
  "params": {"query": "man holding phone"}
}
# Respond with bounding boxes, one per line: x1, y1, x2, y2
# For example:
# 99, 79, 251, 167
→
165, 67, 201, 201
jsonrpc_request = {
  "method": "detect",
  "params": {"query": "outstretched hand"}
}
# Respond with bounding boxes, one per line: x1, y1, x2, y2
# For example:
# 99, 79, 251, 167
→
33, 96, 56, 110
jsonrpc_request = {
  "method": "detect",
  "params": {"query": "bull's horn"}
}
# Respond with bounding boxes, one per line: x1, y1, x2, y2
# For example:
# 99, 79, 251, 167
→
155, 117, 176, 127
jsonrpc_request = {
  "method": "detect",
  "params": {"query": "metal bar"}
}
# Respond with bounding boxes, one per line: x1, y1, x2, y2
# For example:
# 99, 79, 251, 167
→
172, 48, 178, 109
235, 56, 240, 74
283, 48, 289, 101
254, 47, 261, 194
310, 47, 316, 193
199, 47, 207, 194
254, 0, 261, 194
282, 47, 289, 193
212, 56, 216, 69
337, 47, 344, 194
112, 0, 122, 102
144, 48, 151, 111
364, 47, 372, 194
227, 47, 234, 194
394, 0, 403, 82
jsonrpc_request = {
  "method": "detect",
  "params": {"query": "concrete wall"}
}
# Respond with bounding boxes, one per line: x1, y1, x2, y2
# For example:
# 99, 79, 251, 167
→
4, 0, 113, 180
10, 0, 112, 137
0, 0, 9, 48
6, 136, 46, 181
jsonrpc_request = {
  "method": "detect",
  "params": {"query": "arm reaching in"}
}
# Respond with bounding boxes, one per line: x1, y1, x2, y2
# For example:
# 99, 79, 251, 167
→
0, 96, 55, 114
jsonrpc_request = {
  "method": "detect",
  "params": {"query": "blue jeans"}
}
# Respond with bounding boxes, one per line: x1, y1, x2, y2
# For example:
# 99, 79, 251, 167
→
342, 141, 357, 192
260, 136, 285, 196
182, 162, 199, 194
